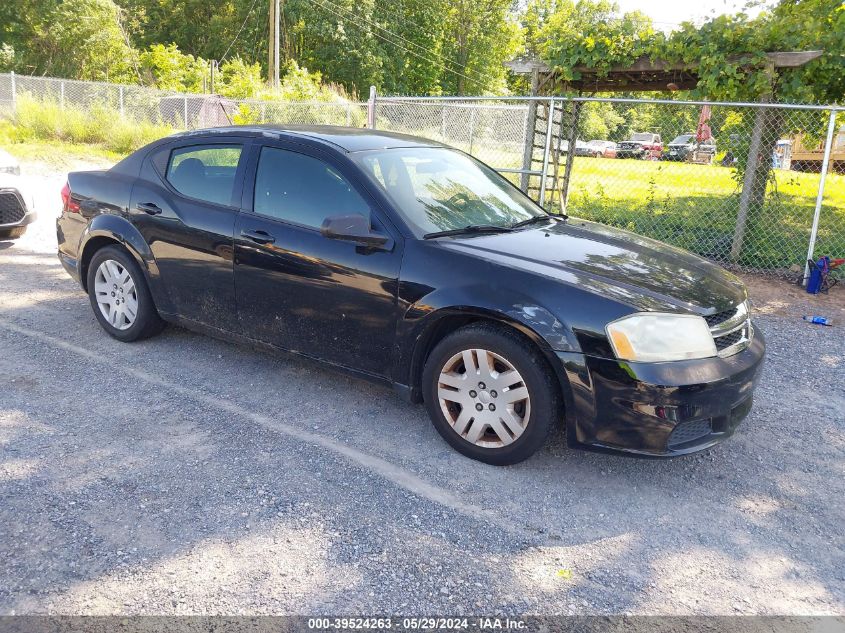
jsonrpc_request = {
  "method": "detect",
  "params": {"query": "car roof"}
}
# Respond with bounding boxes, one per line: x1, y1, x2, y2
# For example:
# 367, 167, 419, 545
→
168, 125, 445, 153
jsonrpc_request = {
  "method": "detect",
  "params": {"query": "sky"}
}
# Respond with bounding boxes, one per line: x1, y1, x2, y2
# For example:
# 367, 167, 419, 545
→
613, 0, 774, 31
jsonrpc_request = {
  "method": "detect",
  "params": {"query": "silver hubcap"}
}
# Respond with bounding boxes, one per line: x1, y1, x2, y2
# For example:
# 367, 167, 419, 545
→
94, 259, 138, 331
437, 348, 530, 448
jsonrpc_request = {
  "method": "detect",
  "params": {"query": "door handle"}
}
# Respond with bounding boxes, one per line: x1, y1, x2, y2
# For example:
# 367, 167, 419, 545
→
137, 202, 162, 215
240, 228, 276, 245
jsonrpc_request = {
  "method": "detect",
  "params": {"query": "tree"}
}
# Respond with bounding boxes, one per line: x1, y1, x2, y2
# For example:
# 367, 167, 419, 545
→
536, 0, 658, 84
283, 0, 383, 97
217, 57, 264, 98
440, 0, 520, 95
139, 43, 208, 92
0, 0, 58, 73
372, 0, 449, 95
35, 0, 138, 82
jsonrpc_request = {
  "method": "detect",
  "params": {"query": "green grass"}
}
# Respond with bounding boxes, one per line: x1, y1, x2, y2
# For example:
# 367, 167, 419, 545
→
490, 149, 845, 271
3, 95, 174, 157
0, 120, 123, 164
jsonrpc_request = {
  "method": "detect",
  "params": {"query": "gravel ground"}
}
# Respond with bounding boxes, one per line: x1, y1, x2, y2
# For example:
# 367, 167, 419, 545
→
0, 156, 843, 616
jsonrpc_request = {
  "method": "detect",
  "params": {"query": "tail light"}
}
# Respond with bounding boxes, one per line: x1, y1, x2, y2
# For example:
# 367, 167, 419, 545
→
61, 181, 80, 213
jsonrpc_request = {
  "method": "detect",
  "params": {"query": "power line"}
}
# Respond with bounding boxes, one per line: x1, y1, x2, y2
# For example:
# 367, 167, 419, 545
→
310, 0, 494, 92
316, 0, 500, 87
221, 0, 262, 62
342, 0, 502, 84
250, 0, 268, 66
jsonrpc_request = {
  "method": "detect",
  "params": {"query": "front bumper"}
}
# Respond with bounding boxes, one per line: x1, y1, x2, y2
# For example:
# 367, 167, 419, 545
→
0, 188, 36, 229
556, 328, 765, 456
663, 148, 689, 160
616, 148, 644, 158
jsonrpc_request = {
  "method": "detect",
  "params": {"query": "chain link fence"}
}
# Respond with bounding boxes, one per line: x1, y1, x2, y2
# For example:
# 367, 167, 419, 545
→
376, 96, 845, 280
0, 73, 369, 129
1, 72, 843, 281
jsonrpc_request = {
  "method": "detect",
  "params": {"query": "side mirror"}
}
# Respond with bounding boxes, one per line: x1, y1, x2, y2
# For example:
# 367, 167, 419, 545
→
320, 214, 388, 247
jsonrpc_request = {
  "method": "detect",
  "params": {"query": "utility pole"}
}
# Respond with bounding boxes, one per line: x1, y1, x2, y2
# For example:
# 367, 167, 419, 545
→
268, 0, 280, 88
210, 60, 218, 94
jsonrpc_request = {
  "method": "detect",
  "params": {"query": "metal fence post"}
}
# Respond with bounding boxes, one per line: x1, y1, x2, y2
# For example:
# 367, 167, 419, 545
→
60, 81, 65, 109
346, 103, 351, 127
803, 108, 838, 283
560, 100, 583, 214
538, 98, 555, 208
119, 86, 124, 118
183, 96, 189, 129
468, 107, 476, 154
367, 85, 377, 129
10, 71, 15, 111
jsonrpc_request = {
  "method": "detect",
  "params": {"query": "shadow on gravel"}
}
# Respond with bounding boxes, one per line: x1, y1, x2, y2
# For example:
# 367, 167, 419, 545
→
0, 254, 843, 615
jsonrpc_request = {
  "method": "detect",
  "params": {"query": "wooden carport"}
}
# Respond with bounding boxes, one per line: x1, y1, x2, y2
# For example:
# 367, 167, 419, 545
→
506, 51, 823, 261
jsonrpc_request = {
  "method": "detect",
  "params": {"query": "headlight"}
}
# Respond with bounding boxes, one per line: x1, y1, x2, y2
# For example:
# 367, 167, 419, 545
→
606, 312, 716, 362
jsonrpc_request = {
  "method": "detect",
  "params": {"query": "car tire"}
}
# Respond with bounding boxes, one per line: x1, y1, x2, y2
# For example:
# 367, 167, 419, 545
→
86, 245, 165, 342
422, 323, 561, 465
0, 226, 26, 239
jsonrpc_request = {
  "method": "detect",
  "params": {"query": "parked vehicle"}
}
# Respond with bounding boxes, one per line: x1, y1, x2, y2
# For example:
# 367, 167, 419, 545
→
572, 140, 592, 157
790, 126, 844, 173
584, 140, 617, 158
663, 134, 717, 163
57, 126, 764, 465
0, 149, 36, 239
617, 133, 663, 159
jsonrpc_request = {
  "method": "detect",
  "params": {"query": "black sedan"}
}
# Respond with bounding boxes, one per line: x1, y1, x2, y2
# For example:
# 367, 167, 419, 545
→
57, 126, 764, 465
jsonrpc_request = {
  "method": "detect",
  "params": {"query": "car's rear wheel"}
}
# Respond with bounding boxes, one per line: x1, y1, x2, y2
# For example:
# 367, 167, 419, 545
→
0, 226, 26, 239
422, 323, 560, 465
86, 245, 164, 342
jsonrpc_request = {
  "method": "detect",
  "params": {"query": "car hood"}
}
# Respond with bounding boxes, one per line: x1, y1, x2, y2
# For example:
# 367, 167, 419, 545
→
437, 218, 747, 314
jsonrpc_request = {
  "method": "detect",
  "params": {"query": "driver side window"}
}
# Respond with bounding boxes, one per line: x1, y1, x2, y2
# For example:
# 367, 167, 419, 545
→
253, 147, 370, 230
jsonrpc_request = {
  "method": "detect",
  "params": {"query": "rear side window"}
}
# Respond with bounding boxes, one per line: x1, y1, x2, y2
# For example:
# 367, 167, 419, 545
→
166, 144, 242, 206
253, 147, 370, 229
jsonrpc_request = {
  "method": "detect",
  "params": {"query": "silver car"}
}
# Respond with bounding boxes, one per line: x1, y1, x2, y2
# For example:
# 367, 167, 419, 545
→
0, 149, 36, 239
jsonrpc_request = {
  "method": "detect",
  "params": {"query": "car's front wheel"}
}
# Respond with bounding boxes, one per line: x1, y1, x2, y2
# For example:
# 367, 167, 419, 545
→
422, 323, 561, 465
86, 245, 165, 342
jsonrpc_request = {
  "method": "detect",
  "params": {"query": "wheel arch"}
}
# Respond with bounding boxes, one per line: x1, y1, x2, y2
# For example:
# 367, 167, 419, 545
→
78, 216, 156, 292
404, 307, 574, 417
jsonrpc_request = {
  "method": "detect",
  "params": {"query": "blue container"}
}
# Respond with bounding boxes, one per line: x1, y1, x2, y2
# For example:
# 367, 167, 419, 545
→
803, 315, 833, 326
806, 256, 829, 294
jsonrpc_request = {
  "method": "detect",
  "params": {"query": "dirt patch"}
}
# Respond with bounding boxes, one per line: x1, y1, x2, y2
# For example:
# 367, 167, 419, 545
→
741, 273, 845, 323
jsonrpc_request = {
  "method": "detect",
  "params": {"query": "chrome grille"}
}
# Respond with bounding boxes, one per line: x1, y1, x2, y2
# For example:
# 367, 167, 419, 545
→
708, 301, 752, 358
704, 308, 736, 328
715, 328, 743, 351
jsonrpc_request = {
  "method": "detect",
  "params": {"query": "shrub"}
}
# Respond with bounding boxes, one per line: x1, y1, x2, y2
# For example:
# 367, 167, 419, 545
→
9, 94, 173, 154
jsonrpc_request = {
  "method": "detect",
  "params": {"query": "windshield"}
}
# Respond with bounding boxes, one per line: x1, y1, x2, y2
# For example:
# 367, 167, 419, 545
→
354, 147, 543, 236
630, 133, 654, 142
671, 135, 694, 144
